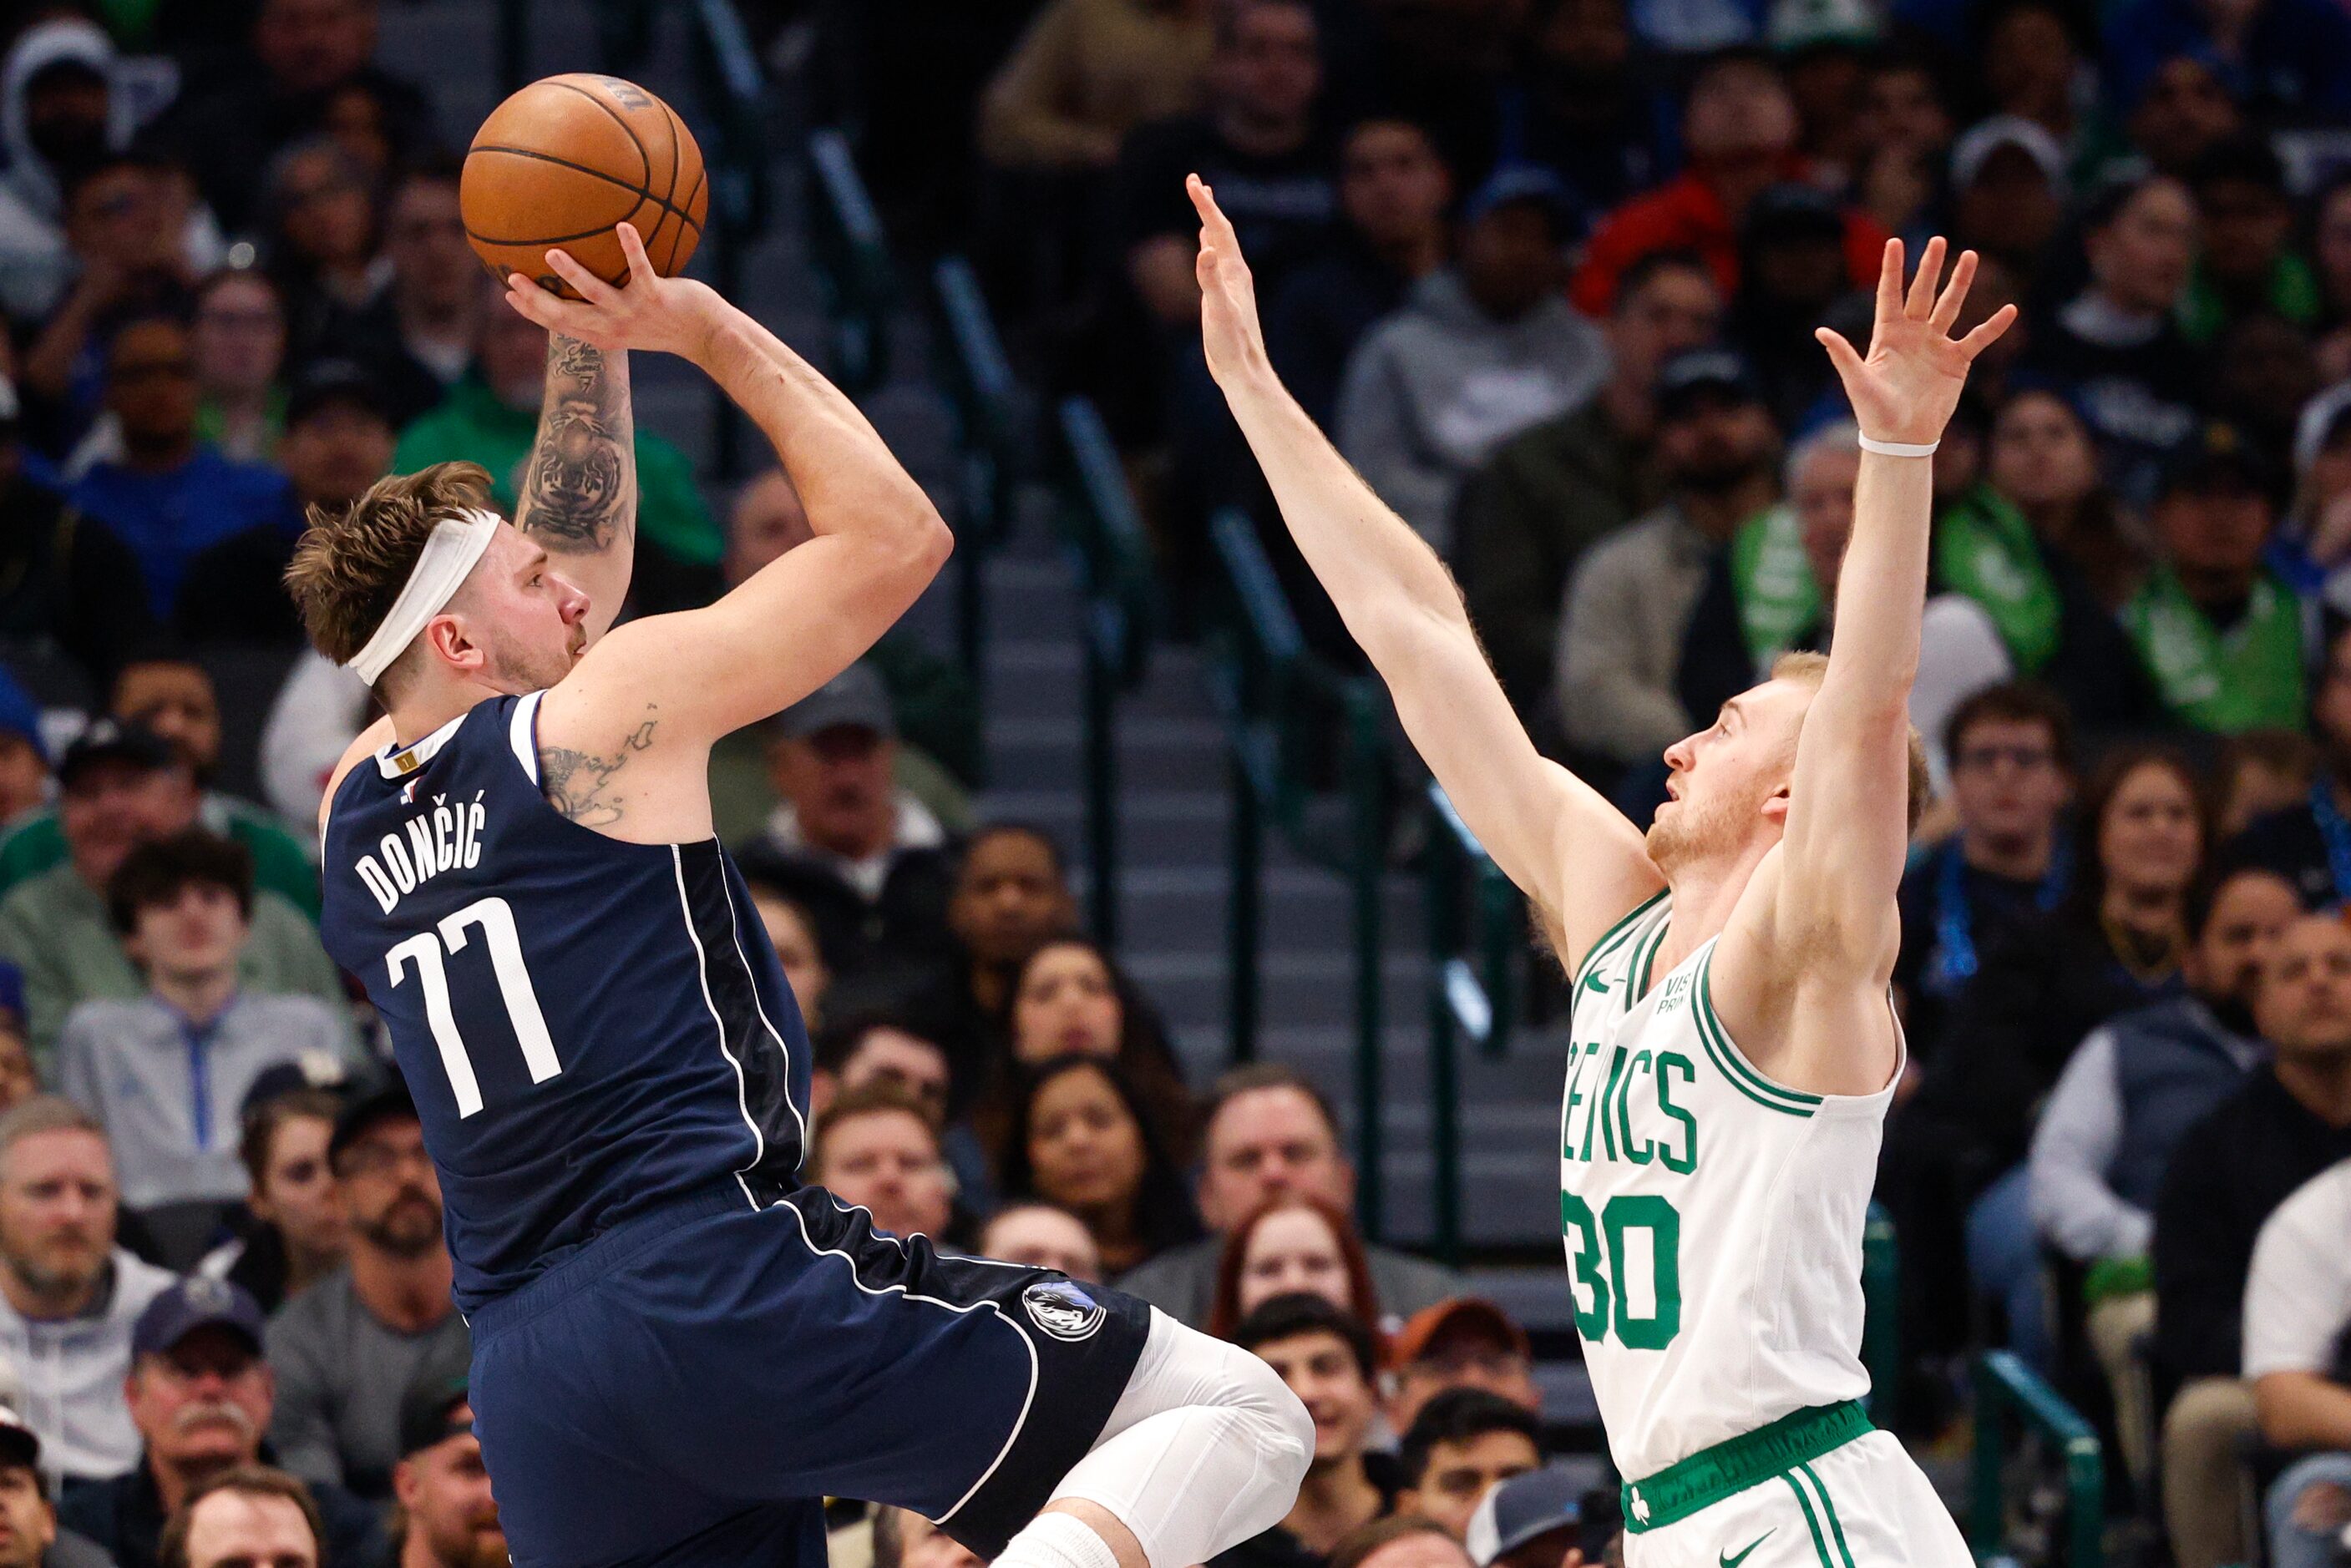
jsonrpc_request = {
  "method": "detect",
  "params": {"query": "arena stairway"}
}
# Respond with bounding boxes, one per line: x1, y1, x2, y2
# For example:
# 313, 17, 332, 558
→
376, 0, 1596, 1435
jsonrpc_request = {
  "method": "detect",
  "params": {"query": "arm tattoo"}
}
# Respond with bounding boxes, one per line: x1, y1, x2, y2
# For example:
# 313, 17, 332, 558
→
518, 333, 637, 554
540, 711, 658, 827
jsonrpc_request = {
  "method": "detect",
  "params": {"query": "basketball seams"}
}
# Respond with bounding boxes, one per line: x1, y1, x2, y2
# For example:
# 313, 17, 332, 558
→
543, 78, 651, 186
464, 145, 703, 232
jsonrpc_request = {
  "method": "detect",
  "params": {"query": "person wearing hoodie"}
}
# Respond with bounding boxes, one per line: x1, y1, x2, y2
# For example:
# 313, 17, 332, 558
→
0, 20, 222, 330
1334, 167, 1609, 554
0, 1097, 176, 1489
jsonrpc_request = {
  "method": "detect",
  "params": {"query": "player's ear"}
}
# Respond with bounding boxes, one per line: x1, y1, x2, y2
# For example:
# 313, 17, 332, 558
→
1762, 786, 1793, 823
425, 612, 484, 675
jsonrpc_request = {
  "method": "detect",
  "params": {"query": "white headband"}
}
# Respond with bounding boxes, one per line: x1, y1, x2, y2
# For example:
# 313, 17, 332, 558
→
343, 508, 501, 685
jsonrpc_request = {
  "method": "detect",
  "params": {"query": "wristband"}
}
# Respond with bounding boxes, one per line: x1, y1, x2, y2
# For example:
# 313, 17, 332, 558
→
1858, 433, 1939, 458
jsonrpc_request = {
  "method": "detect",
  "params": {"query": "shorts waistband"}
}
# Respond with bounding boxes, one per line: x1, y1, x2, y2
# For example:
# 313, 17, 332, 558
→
1620, 1401, 1872, 1534
468, 1180, 757, 1339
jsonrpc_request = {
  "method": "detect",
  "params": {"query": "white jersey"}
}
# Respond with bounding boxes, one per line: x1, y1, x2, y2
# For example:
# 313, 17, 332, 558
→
1563, 892, 1898, 1482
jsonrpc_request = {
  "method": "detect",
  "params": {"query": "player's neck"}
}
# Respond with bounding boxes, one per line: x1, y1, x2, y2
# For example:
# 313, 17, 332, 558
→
1284, 1454, 1381, 1551
388, 676, 505, 749
349, 1239, 455, 1334
1661, 841, 1774, 961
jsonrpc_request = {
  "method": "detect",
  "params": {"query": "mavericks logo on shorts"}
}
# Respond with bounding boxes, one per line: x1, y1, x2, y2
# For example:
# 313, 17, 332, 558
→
1021, 1280, 1107, 1343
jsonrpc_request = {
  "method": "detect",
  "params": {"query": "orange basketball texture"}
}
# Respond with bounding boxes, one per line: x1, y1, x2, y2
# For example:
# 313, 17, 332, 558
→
461, 73, 708, 297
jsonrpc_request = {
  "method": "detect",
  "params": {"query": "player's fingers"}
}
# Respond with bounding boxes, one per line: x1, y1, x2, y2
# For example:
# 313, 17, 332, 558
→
1957, 301, 2021, 360
545, 245, 623, 308
1815, 325, 1867, 381
1188, 174, 1240, 249
615, 221, 656, 288
504, 275, 566, 327
1929, 246, 1978, 332
1872, 237, 1903, 326
1905, 235, 1946, 319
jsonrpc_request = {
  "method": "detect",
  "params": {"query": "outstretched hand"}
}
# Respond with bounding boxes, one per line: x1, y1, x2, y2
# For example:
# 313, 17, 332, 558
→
502, 222, 721, 361
1815, 237, 2016, 448
1188, 175, 1272, 390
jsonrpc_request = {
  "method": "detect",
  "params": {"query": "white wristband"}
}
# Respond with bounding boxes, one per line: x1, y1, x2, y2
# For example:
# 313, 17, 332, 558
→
1858, 433, 1938, 458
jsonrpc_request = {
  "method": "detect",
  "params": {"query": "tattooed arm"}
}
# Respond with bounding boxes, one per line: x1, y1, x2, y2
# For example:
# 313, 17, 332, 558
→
514, 332, 636, 641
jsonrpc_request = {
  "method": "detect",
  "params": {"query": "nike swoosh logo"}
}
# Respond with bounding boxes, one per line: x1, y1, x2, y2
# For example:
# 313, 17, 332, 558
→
1721, 1530, 1774, 1568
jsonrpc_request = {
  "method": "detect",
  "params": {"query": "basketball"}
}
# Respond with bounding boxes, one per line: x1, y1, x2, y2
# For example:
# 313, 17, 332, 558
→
461, 73, 708, 297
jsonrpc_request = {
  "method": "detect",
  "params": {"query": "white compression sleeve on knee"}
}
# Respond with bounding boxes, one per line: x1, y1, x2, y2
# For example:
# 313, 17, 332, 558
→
1041, 1308, 1314, 1568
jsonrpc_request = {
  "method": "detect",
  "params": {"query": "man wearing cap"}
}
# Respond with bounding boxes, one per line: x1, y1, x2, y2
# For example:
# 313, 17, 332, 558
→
0, 1097, 175, 1487
1948, 117, 2068, 276
265, 1079, 468, 1505
1387, 1301, 1541, 1435
1333, 166, 1609, 554
0, 723, 341, 1066
59, 1278, 382, 1568
390, 1345, 504, 1568
732, 660, 956, 979
1462, 1467, 1586, 1568
1555, 347, 1781, 772
0, 1405, 124, 1568
2120, 423, 2307, 734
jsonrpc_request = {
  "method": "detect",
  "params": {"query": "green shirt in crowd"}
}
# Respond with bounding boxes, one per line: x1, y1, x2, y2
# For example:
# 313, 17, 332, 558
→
0, 793, 322, 918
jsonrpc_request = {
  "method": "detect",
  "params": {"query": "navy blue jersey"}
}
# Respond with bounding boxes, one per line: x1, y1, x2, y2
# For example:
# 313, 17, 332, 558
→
319, 692, 808, 1309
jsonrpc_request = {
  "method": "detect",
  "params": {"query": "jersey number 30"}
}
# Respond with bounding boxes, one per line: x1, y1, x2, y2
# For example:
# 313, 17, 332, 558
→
1561, 1193, 1681, 1349
388, 896, 561, 1118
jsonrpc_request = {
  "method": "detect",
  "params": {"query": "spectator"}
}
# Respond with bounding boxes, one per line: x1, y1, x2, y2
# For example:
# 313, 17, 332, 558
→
319, 159, 476, 431
20, 154, 199, 433
265, 1079, 469, 1502
0, 379, 152, 691
2118, 53, 2247, 185
390, 290, 721, 577
0, 658, 320, 918
188, 271, 286, 467
2154, 913, 2351, 1568
1207, 1195, 1381, 1339
180, 361, 398, 648
1218, 1293, 1392, 1567
157, 1466, 322, 1568
1117, 1064, 1460, 1327
67, 316, 290, 625
1893, 744, 2207, 1370
1555, 348, 1780, 770
980, 935, 1193, 1161
2217, 729, 2317, 841
0, 994, 37, 1117
154, 0, 437, 236
1933, 387, 2156, 725
1976, 0, 2085, 148
1568, 51, 1886, 316
1328, 1519, 1472, 1568
2121, 422, 2307, 733
978, 0, 1217, 174
1894, 684, 2075, 1054
0, 723, 341, 1063
1266, 119, 1452, 432
0, 1408, 114, 1568
2211, 312, 2323, 483
0, 1097, 175, 1485
747, 881, 829, 1033
1458, 250, 1723, 726
1848, 49, 1954, 242
0, 682, 47, 832
975, 1203, 1102, 1281
810, 1010, 956, 1141
874, 1507, 986, 1568
1511, 0, 1674, 228
1387, 1301, 1540, 1434
57, 832, 347, 1248
2243, 1159, 2351, 1568
2228, 620, 2351, 904
1729, 183, 1869, 428
1462, 1467, 1586, 1568
60, 1280, 381, 1568
261, 139, 383, 371
732, 663, 955, 980
1392, 1390, 1542, 1540
2105, 0, 2351, 123
389, 1354, 504, 1568
2288, 386, 2351, 587
2027, 864, 2294, 1485
999, 1055, 1201, 1276
1335, 166, 1607, 551
1947, 117, 2067, 284
2181, 135, 2319, 346
1112, 0, 1335, 339
196, 1090, 347, 1316
2022, 176, 2205, 501
928, 824, 1082, 1085
2315, 176, 2351, 382
806, 1081, 959, 1245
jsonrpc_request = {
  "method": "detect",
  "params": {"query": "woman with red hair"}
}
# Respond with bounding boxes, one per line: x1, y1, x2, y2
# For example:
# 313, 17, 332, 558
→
1208, 1193, 1385, 1343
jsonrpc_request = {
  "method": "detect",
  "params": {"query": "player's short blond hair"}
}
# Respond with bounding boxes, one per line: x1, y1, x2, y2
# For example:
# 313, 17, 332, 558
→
1769, 650, 1932, 833
282, 461, 496, 695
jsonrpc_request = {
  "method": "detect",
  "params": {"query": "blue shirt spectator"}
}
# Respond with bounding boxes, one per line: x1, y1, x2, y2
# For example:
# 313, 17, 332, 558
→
2105, 0, 2351, 122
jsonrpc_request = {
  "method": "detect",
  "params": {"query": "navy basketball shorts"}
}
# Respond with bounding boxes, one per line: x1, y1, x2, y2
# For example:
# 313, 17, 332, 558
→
468, 1181, 1153, 1568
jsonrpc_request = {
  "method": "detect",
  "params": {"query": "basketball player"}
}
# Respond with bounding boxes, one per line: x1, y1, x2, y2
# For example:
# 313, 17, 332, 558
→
1188, 176, 2013, 1566
291, 223, 1310, 1568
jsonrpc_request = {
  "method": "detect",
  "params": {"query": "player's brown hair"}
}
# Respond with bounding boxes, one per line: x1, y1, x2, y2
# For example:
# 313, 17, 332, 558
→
283, 461, 497, 695
1768, 651, 1933, 834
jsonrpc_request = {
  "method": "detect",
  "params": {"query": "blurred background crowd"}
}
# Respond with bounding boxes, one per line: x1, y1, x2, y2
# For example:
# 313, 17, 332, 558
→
0, 0, 2323, 1563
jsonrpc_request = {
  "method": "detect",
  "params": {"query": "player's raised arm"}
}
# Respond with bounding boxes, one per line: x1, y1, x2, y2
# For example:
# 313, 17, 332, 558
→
500, 224, 950, 750
1188, 176, 1658, 967
1766, 239, 2015, 982
513, 328, 636, 641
